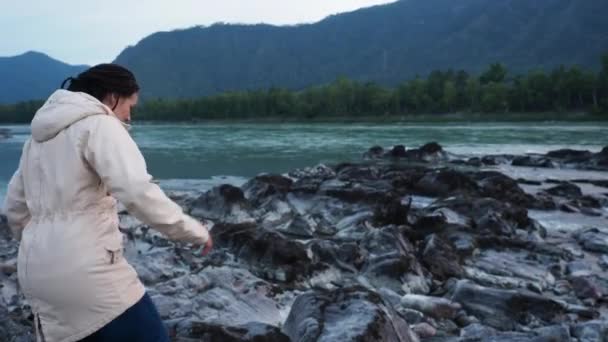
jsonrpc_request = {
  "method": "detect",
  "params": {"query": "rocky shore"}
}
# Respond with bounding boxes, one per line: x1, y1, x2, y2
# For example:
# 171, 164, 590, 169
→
2, 142, 608, 341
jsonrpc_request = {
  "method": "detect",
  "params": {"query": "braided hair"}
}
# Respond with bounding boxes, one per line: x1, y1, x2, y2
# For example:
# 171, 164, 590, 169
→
61, 64, 139, 110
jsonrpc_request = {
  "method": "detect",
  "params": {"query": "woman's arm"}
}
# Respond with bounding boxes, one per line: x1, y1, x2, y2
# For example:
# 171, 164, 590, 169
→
83, 116, 209, 245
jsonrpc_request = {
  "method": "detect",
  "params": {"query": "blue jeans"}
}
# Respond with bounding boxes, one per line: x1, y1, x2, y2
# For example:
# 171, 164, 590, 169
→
79, 293, 170, 342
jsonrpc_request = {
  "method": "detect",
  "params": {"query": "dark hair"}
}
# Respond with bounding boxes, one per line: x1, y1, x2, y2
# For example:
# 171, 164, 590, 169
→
61, 64, 139, 110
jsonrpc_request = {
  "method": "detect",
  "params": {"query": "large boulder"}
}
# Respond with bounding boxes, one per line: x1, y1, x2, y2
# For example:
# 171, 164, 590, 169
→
473, 171, 536, 206
450, 280, 567, 331
414, 169, 478, 197
511, 155, 554, 168
573, 227, 608, 254
544, 182, 583, 199
421, 234, 464, 280
282, 287, 419, 342
190, 185, 254, 224
546, 148, 593, 161
241, 174, 293, 206
213, 223, 314, 283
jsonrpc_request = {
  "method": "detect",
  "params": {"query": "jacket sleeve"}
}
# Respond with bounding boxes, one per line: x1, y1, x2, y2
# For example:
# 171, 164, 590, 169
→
2, 165, 31, 241
83, 116, 209, 245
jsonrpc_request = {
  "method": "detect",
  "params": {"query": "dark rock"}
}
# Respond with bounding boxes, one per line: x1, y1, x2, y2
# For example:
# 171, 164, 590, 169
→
582, 195, 604, 208
481, 156, 499, 165
474, 171, 535, 206
409, 213, 449, 241
336, 164, 380, 181
588, 179, 608, 188
241, 174, 293, 206
516, 178, 542, 186
373, 195, 411, 226
569, 276, 604, 301
213, 223, 314, 282
465, 157, 482, 167
445, 230, 478, 257
283, 214, 315, 238
291, 177, 324, 193
573, 227, 608, 254
311, 240, 364, 272
365, 145, 385, 159
359, 228, 426, 294
185, 321, 290, 342
419, 142, 443, 155
429, 197, 532, 234
382, 165, 428, 191
511, 156, 554, 168
546, 148, 593, 161
321, 179, 392, 204
559, 203, 580, 213
450, 280, 567, 331
414, 169, 478, 197
389, 145, 408, 158
476, 212, 516, 236
531, 193, 557, 210
282, 287, 418, 342
421, 234, 464, 280
400, 294, 461, 320
191, 185, 254, 224
361, 253, 413, 293
544, 182, 582, 198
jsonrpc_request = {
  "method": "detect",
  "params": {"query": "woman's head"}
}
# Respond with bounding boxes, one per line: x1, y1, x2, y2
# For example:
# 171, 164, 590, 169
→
61, 64, 139, 123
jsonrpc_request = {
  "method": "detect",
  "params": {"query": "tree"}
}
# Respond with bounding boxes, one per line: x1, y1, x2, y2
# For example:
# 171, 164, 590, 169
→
465, 78, 481, 112
508, 76, 528, 112
480, 82, 508, 113
442, 81, 457, 112
480, 63, 507, 84
525, 70, 552, 111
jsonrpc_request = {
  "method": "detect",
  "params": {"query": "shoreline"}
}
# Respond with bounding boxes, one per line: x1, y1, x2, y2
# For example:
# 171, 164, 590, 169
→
1, 112, 608, 125
137, 112, 608, 124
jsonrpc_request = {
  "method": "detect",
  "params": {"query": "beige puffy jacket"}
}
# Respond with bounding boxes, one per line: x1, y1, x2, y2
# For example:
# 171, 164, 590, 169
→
2, 90, 209, 342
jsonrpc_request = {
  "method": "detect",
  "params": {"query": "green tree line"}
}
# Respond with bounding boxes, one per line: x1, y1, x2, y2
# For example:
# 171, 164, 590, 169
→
2, 55, 607, 123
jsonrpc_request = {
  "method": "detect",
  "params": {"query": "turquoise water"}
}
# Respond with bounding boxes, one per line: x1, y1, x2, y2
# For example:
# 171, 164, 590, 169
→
1, 122, 608, 205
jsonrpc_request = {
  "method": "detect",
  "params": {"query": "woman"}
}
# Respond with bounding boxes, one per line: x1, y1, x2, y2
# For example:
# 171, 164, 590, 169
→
2, 64, 212, 342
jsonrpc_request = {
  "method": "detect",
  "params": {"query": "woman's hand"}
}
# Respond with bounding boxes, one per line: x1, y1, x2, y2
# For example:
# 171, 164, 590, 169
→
201, 235, 213, 256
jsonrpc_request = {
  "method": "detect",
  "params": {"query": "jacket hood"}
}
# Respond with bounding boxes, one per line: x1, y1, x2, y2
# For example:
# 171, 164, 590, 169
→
31, 90, 117, 142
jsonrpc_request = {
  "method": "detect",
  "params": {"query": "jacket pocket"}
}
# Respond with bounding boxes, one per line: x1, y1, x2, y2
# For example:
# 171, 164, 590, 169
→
104, 236, 124, 265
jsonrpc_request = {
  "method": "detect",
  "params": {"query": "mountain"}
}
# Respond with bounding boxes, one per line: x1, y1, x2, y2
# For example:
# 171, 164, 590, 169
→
114, 0, 608, 99
0, 51, 88, 103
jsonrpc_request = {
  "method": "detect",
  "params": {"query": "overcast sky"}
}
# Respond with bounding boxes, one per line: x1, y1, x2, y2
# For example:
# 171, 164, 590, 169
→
2, 0, 394, 65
